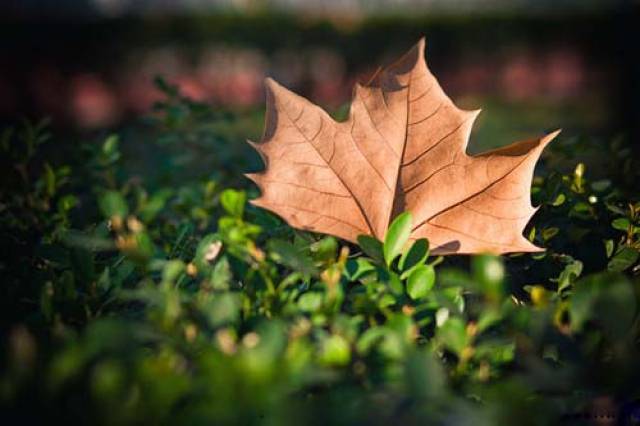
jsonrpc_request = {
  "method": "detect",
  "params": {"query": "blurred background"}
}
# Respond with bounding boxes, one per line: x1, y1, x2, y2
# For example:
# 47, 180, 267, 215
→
2, 0, 639, 154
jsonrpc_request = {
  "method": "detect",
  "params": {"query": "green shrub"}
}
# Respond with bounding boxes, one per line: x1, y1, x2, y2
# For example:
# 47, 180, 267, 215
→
0, 84, 638, 425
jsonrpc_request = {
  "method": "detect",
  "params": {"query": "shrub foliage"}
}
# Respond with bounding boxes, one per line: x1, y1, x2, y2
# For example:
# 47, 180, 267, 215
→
1, 84, 639, 425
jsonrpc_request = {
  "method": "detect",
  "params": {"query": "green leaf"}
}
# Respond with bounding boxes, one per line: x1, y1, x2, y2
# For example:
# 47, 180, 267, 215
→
551, 193, 565, 206
211, 256, 232, 290
541, 227, 559, 241
590, 179, 611, 192
203, 293, 241, 327
309, 237, 338, 263
298, 292, 323, 312
437, 317, 467, 356
99, 191, 128, 219
269, 239, 317, 276
604, 239, 615, 258
378, 293, 396, 309
130, 232, 155, 261
319, 335, 351, 366
43, 162, 56, 197
556, 258, 583, 292
162, 260, 185, 283
220, 189, 246, 218
476, 309, 502, 333
472, 255, 504, 299
102, 134, 119, 157
356, 327, 386, 354
139, 189, 172, 223
194, 234, 222, 273
406, 265, 435, 300
388, 271, 404, 295
57, 195, 79, 214
399, 238, 429, 278
344, 258, 375, 281
606, 203, 627, 216
357, 235, 384, 264
607, 246, 639, 272
612, 217, 630, 231
383, 212, 412, 267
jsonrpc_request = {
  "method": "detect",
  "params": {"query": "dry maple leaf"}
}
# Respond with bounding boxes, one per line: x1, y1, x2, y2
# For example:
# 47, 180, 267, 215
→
246, 38, 559, 255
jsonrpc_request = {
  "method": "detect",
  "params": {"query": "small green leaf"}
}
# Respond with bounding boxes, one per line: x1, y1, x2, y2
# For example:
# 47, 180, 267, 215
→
309, 237, 338, 263
344, 257, 375, 281
399, 238, 429, 278
194, 234, 221, 273
437, 317, 467, 356
357, 235, 384, 264
476, 309, 502, 333
139, 189, 172, 223
556, 258, 583, 293
607, 247, 639, 272
527, 226, 536, 242
269, 239, 317, 276
162, 260, 185, 283
472, 255, 504, 299
99, 191, 128, 219
298, 292, 323, 312
57, 195, 79, 213
604, 239, 615, 258
204, 293, 241, 327
43, 162, 56, 197
383, 212, 412, 267
590, 179, 611, 192
356, 327, 386, 354
406, 265, 435, 300
551, 193, 565, 206
378, 293, 396, 309
319, 335, 351, 366
211, 256, 232, 290
541, 227, 559, 241
102, 135, 119, 156
387, 271, 404, 295
220, 189, 246, 218
131, 232, 155, 261
606, 203, 627, 215
612, 218, 630, 231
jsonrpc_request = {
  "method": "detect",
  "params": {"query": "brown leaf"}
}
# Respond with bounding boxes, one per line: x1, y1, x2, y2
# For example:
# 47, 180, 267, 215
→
246, 38, 558, 255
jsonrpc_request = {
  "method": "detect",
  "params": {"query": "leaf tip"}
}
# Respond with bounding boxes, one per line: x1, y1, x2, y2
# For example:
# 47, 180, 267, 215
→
246, 139, 268, 167
542, 129, 562, 146
516, 237, 546, 254
246, 138, 259, 149
264, 77, 285, 96
248, 197, 266, 209
468, 108, 482, 119
244, 172, 261, 184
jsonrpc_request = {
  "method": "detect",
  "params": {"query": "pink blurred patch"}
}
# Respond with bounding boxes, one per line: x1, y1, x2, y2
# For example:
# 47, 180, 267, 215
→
545, 49, 584, 98
70, 74, 120, 128
119, 74, 163, 114
501, 55, 543, 101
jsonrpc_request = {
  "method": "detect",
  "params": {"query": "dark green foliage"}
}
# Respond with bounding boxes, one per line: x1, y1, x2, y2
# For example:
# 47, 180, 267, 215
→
1, 91, 639, 425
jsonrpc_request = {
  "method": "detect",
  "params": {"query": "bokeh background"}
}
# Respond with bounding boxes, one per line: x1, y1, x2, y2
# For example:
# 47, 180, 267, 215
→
2, 0, 639, 155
